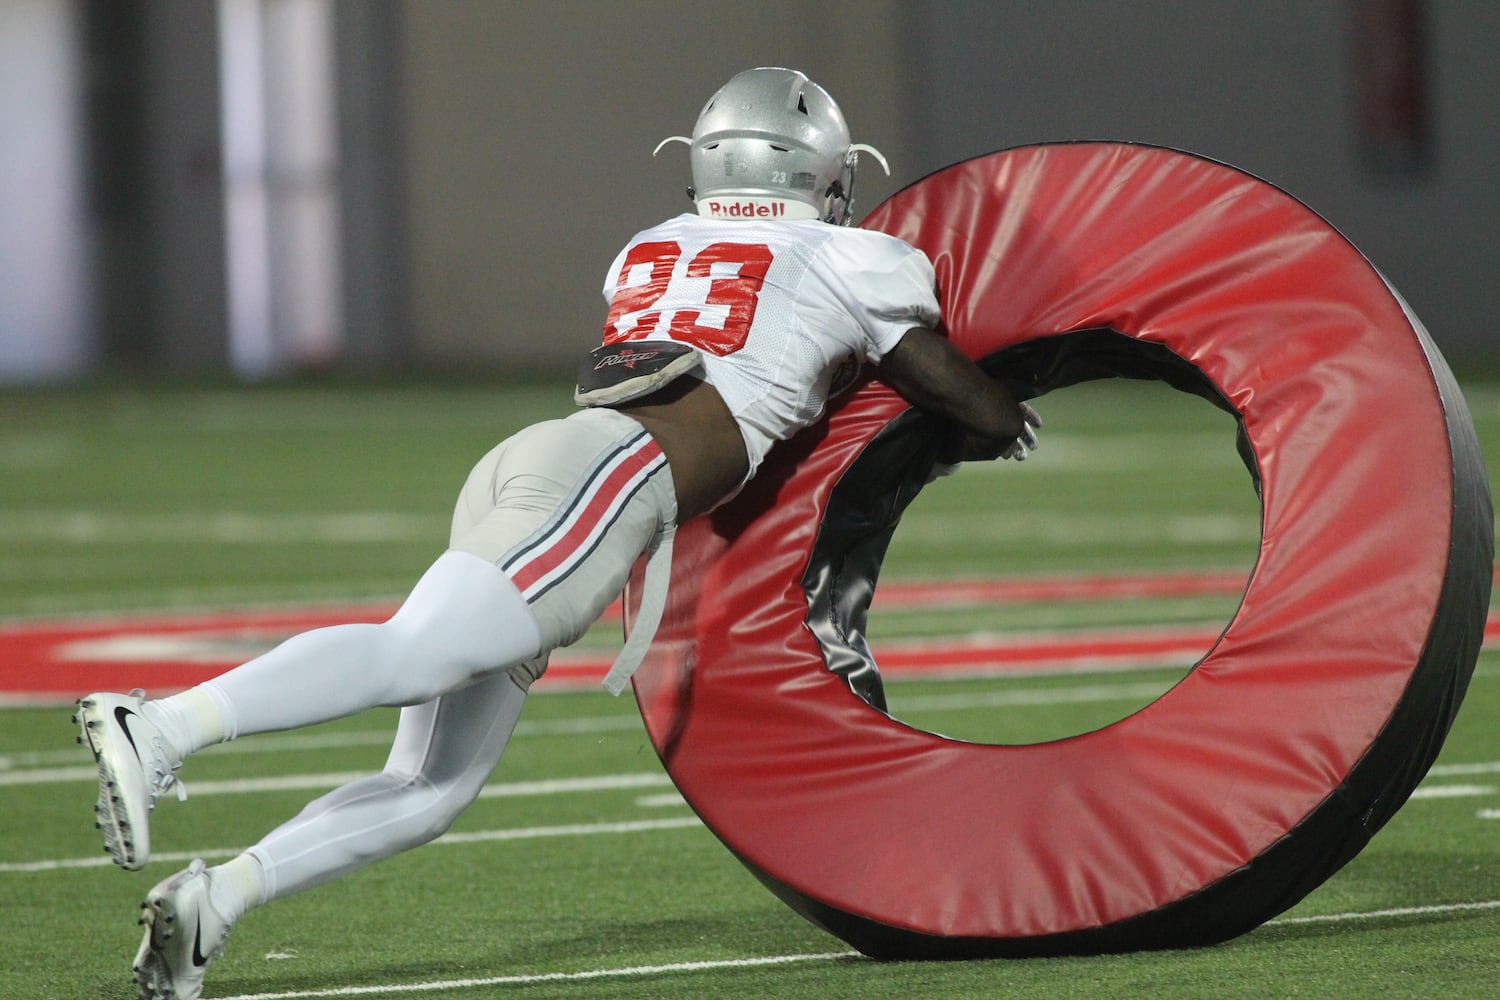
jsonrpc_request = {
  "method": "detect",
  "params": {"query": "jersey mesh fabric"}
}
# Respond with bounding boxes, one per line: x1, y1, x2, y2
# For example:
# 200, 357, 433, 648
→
598, 214, 940, 474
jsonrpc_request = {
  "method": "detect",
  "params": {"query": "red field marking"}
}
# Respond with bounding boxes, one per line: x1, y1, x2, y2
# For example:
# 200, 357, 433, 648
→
0, 604, 393, 704
3, 569, 1493, 703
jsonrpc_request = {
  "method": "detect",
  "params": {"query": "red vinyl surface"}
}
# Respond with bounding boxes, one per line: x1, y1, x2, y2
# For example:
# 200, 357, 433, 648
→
629, 144, 1477, 951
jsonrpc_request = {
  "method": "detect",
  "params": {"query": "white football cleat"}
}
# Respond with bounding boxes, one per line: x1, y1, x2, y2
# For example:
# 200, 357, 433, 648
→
74, 690, 183, 871
134, 859, 233, 1000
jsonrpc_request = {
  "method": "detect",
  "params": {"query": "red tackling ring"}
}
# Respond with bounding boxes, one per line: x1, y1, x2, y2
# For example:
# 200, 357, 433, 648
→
628, 144, 1492, 957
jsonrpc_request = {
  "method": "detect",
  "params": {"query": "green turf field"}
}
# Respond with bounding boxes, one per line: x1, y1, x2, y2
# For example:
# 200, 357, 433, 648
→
2, 377, 1496, 998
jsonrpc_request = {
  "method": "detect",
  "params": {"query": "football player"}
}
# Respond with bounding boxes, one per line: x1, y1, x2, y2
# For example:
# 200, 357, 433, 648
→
75, 67, 1039, 999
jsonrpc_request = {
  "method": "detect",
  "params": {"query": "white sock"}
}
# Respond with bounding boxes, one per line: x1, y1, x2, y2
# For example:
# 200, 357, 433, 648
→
207, 853, 266, 924
145, 686, 233, 759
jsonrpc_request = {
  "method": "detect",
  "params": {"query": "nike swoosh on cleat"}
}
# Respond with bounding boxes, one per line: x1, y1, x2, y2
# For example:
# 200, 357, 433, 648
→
192, 921, 211, 968
114, 706, 144, 763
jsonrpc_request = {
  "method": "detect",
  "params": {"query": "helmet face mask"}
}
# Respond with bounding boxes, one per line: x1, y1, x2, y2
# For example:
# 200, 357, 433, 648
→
656, 68, 888, 225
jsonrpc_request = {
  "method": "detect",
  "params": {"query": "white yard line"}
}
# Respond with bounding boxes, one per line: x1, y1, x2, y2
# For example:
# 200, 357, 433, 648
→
1408, 784, 1494, 799
9, 671, 1494, 772
1270, 898, 1500, 925
0, 505, 1259, 547
890, 680, 1173, 712
0, 510, 439, 544
0, 816, 704, 873
213, 951, 862, 1000
0, 715, 645, 770
178, 899, 1500, 1000
0, 765, 673, 795
0, 681, 1186, 780
1427, 759, 1500, 776
4, 761, 1496, 873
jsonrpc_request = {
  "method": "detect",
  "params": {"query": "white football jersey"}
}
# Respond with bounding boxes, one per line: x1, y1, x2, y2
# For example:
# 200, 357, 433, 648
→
597, 213, 941, 474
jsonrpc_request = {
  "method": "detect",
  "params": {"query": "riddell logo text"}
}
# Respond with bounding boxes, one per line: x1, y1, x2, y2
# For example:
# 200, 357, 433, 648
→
705, 200, 787, 218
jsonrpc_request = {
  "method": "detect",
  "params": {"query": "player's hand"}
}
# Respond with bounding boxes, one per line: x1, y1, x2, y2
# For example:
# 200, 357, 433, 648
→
1001, 402, 1042, 461
934, 401, 1042, 465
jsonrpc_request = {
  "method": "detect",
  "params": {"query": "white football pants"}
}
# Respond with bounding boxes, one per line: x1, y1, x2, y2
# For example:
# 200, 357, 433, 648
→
187, 407, 675, 903
243, 670, 527, 900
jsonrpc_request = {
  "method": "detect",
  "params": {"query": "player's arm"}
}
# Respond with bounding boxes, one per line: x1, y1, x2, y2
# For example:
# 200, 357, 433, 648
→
877, 327, 1040, 462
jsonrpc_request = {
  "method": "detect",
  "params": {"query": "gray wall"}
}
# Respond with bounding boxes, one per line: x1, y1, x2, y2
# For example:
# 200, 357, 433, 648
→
1, 1, 1494, 381
395, 0, 911, 371
390, 1, 1496, 372
904, 1, 1498, 364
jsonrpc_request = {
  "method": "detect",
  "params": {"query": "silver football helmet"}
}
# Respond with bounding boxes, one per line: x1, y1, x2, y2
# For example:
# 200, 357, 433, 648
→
655, 67, 889, 225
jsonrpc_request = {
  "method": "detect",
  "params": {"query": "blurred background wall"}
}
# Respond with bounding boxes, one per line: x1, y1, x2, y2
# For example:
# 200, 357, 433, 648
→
1, 0, 1494, 383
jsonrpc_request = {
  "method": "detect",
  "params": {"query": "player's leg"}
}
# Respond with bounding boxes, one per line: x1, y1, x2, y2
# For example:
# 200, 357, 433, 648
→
76, 415, 578, 872
251, 670, 530, 895
75, 548, 542, 871
208, 409, 672, 897
489, 418, 672, 652
80, 408, 671, 873
132, 670, 530, 998
175, 408, 644, 740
